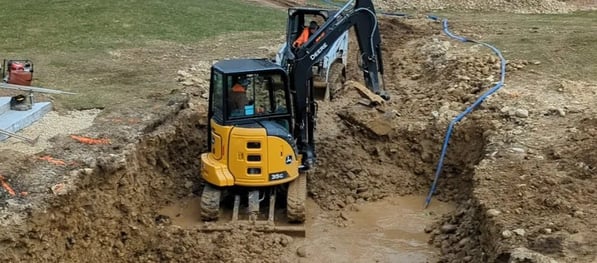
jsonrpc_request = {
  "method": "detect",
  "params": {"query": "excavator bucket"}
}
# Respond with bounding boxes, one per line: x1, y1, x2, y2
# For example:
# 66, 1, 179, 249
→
345, 80, 386, 106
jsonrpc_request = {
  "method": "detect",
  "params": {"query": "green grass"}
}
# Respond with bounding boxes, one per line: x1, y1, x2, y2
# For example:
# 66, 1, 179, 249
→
0, 0, 286, 52
0, 0, 287, 111
431, 10, 597, 81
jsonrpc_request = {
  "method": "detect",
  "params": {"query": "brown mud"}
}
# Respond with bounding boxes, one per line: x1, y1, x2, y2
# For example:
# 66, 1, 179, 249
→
160, 195, 455, 262
302, 196, 454, 263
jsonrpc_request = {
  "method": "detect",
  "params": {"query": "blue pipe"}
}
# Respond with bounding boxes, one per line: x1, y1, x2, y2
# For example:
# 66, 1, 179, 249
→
424, 18, 506, 207
316, 0, 507, 208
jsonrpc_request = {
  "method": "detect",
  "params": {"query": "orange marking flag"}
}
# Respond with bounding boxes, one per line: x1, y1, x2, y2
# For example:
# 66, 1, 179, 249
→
39, 156, 67, 166
70, 135, 111, 145
0, 175, 16, 197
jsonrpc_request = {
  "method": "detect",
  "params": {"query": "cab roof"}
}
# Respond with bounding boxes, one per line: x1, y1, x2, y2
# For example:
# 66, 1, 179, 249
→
212, 59, 284, 74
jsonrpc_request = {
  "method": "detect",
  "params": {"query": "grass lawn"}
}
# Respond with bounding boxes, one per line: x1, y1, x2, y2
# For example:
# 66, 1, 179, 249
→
0, 0, 286, 52
0, 0, 286, 110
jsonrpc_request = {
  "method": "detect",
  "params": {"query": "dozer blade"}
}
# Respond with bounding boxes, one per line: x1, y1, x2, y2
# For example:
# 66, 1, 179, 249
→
197, 188, 306, 237
196, 222, 306, 237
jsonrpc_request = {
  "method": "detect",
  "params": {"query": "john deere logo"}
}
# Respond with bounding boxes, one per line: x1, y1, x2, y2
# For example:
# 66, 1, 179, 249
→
310, 42, 328, 60
285, 155, 292, 165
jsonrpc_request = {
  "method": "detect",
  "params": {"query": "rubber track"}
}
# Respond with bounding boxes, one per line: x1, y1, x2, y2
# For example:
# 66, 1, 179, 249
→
200, 184, 221, 221
287, 173, 307, 222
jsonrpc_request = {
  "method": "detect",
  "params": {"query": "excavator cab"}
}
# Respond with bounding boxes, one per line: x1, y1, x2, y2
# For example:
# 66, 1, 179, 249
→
275, 7, 349, 100
200, 59, 307, 228
286, 8, 329, 50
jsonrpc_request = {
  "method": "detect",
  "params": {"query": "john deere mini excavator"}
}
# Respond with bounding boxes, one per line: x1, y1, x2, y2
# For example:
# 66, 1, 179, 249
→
199, 0, 388, 234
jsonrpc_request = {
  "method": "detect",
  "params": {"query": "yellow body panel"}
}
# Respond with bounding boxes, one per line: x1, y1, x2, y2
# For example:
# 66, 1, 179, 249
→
200, 119, 300, 187
200, 152, 235, 186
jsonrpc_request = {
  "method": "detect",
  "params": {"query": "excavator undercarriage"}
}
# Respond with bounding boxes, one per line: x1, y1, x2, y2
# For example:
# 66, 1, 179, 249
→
198, 173, 307, 236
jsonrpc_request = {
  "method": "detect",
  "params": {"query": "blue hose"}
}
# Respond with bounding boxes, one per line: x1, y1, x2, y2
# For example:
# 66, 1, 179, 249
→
423, 18, 506, 207
316, 0, 507, 208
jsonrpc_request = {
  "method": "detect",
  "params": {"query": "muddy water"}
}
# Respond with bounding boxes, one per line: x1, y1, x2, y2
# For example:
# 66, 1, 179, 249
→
159, 195, 454, 262
159, 197, 204, 227
304, 196, 454, 263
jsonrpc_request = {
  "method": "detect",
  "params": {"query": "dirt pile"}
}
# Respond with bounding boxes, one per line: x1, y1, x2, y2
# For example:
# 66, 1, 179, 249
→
387, 17, 594, 263
375, 0, 574, 13
453, 75, 597, 262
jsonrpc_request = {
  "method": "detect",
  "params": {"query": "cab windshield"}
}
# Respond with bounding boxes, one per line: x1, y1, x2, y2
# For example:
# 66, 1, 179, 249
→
210, 70, 289, 122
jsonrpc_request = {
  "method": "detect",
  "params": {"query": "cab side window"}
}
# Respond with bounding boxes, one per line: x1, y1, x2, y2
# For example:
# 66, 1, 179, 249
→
211, 71, 224, 120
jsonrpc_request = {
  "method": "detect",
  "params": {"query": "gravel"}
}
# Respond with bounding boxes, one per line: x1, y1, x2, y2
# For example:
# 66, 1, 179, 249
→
376, 0, 575, 14
0, 109, 101, 155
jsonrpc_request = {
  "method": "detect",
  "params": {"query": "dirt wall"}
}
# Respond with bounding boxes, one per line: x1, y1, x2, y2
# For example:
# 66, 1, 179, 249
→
0, 101, 295, 262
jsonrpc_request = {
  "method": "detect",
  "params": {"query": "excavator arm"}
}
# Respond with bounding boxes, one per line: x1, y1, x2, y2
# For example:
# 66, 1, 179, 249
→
288, 0, 388, 169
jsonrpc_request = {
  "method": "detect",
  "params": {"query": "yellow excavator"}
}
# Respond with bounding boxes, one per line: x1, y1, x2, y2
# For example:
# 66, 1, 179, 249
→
199, 0, 388, 234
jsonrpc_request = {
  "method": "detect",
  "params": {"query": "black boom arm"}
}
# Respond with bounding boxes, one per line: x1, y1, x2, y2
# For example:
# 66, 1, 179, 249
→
288, 0, 388, 169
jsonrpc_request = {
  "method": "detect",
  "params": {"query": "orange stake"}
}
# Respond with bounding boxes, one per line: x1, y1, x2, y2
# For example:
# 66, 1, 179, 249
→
39, 155, 67, 166
70, 135, 111, 145
0, 175, 16, 197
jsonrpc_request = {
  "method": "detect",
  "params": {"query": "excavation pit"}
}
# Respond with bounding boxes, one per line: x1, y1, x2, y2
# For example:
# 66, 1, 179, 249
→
1, 14, 596, 263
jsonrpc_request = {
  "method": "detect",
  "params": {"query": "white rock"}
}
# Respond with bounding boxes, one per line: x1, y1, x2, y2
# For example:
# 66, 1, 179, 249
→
511, 148, 526, 153
515, 109, 529, 118
486, 209, 501, 217
513, 228, 526, 236
502, 230, 513, 238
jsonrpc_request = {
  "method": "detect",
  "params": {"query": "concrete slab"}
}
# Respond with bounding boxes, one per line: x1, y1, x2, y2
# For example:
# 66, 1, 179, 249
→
0, 101, 52, 141
0, 97, 10, 116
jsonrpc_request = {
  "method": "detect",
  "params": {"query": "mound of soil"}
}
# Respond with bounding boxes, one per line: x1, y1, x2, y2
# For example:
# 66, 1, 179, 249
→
376, 0, 573, 13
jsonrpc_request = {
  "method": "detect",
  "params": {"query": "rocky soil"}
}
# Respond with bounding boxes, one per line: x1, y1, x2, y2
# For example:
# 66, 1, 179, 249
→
376, 0, 574, 14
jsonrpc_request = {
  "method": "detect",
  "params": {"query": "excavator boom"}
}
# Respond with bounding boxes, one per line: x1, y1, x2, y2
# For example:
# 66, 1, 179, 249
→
288, 0, 388, 169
